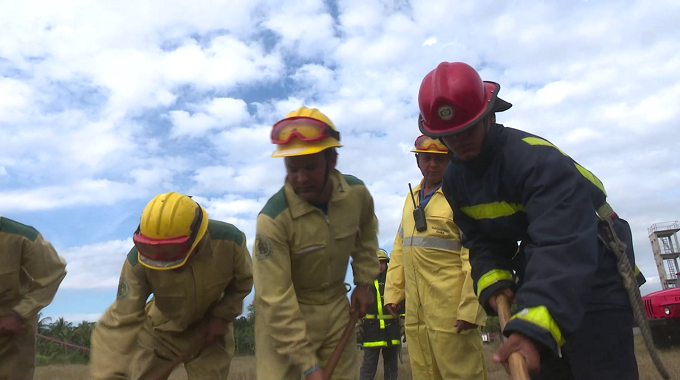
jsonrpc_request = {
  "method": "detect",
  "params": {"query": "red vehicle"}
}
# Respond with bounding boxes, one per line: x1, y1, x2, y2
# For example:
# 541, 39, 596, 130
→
642, 287, 680, 349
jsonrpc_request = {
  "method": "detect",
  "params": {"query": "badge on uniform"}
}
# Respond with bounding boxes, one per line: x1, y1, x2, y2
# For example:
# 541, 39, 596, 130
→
254, 234, 274, 260
116, 278, 129, 300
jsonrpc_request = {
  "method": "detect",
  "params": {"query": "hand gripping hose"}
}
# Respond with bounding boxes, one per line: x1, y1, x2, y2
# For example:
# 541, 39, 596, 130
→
600, 217, 671, 380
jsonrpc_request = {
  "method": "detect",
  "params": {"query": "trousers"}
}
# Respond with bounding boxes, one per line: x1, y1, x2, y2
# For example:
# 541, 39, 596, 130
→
532, 309, 639, 380
359, 346, 399, 380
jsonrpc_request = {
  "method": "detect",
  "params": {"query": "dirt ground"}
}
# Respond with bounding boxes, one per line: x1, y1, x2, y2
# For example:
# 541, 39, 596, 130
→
34, 336, 679, 380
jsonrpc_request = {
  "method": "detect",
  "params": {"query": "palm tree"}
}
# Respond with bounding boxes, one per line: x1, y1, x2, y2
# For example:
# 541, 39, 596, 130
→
37, 312, 52, 335
49, 317, 74, 355
72, 321, 95, 350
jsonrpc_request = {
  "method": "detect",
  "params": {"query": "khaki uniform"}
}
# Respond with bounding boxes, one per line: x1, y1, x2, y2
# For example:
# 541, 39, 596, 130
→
90, 220, 253, 380
384, 181, 487, 380
253, 170, 380, 380
0, 217, 67, 380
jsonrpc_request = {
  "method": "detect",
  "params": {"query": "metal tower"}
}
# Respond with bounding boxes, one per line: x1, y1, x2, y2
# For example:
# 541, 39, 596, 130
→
648, 221, 680, 289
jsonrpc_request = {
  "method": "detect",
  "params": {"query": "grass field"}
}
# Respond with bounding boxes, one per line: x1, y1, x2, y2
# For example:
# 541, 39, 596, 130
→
35, 336, 679, 380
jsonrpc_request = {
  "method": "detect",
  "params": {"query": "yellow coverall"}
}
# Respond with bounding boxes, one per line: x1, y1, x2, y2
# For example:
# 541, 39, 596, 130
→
384, 181, 487, 380
253, 170, 380, 380
90, 220, 253, 380
0, 217, 67, 380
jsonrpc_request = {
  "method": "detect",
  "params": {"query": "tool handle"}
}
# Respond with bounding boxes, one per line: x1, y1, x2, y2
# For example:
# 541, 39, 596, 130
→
496, 293, 531, 380
322, 309, 361, 380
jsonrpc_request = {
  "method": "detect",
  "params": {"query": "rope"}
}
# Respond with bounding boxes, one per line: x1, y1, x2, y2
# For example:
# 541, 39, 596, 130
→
600, 217, 670, 380
36, 333, 91, 352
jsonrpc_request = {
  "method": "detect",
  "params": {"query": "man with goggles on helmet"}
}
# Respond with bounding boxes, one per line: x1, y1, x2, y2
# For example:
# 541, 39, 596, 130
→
417, 61, 644, 380
252, 106, 380, 380
383, 134, 487, 380
90, 192, 253, 380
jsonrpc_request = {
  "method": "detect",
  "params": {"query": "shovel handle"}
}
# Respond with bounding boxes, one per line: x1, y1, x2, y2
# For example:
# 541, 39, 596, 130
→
322, 309, 361, 380
496, 293, 531, 380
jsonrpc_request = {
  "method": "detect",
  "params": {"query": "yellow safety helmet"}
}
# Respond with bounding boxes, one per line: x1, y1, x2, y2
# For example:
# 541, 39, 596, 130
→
133, 192, 209, 270
270, 106, 343, 157
411, 134, 449, 154
377, 248, 389, 261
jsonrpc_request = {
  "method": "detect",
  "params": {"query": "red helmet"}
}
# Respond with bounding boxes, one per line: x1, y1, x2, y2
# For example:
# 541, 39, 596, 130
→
418, 62, 501, 137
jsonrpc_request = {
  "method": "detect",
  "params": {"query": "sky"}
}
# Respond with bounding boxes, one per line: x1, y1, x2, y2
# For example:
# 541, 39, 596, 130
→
1, 0, 679, 323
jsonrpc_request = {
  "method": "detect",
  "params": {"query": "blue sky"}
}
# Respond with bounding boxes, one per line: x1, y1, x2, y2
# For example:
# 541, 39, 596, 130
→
1, 0, 680, 322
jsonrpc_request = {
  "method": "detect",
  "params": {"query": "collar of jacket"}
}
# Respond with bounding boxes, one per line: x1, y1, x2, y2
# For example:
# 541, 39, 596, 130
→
413, 178, 444, 197
284, 169, 352, 219
453, 122, 504, 174
188, 233, 213, 263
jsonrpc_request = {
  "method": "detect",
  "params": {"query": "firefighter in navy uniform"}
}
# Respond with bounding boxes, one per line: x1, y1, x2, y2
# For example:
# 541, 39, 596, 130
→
416, 61, 646, 380
358, 249, 404, 380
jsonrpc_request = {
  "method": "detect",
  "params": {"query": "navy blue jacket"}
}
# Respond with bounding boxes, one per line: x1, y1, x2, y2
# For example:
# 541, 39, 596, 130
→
442, 123, 643, 356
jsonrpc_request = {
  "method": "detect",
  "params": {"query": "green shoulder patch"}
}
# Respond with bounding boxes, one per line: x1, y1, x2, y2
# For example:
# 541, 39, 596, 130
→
0, 217, 39, 242
259, 187, 289, 219
207, 220, 245, 246
343, 174, 365, 186
127, 247, 139, 267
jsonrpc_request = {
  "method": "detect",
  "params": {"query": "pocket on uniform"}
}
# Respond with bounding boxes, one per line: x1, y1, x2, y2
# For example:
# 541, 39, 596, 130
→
425, 213, 457, 239
149, 286, 186, 319
334, 229, 357, 252
292, 244, 326, 255
290, 242, 328, 290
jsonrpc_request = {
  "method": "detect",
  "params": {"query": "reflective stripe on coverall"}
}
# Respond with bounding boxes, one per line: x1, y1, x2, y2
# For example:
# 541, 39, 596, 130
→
253, 170, 380, 380
90, 220, 253, 380
384, 181, 487, 380
0, 217, 67, 380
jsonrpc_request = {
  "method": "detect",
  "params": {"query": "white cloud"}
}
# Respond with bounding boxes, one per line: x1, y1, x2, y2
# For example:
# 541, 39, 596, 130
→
59, 239, 133, 290
0, 77, 34, 121
422, 37, 437, 46
0, 180, 141, 213
2, 0, 680, 307
263, 0, 338, 58
170, 97, 250, 137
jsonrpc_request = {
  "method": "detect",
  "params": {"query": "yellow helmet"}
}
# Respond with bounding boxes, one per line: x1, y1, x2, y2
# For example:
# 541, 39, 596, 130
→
377, 248, 389, 261
133, 192, 209, 270
410, 134, 449, 154
270, 106, 343, 157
